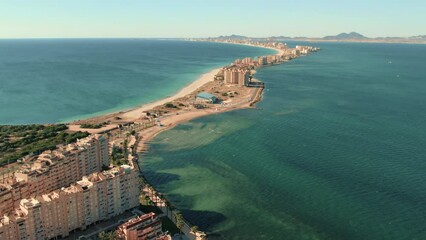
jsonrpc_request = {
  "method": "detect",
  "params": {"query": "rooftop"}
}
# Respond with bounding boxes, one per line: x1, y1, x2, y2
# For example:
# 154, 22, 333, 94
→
196, 92, 217, 100
119, 212, 158, 229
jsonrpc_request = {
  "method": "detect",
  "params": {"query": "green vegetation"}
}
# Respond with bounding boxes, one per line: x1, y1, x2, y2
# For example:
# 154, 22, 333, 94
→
221, 92, 228, 96
191, 225, 199, 233
0, 124, 89, 166
80, 122, 106, 129
138, 204, 162, 215
164, 102, 177, 108
174, 211, 185, 240
98, 231, 119, 240
161, 216, 180, 235
138, 202, 181, 234
111, 144, 127, 166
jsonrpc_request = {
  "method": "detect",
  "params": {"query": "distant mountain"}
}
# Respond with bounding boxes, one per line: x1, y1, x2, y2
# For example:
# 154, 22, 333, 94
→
409, 35, 426, 39
215, 34, 249, 40
203, 32, 426, 44
268, 36, 291, 39
323, 32, 368, 40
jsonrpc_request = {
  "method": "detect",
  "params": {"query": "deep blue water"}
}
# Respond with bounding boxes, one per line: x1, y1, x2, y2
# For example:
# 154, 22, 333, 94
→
0, 39, 274, 124
141, 42, 426, 240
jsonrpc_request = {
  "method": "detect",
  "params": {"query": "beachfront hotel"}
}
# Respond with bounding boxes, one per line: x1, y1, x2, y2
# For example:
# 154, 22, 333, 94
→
223, 66, 250, 86
0, 165, 140, 240
0, 135, 109, 216
257, 56, 268, 65
242, 57, 254, 65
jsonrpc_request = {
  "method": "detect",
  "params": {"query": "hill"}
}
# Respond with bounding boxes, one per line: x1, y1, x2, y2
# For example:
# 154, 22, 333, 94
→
323, 32, 368, 40
214, 34, 249, 40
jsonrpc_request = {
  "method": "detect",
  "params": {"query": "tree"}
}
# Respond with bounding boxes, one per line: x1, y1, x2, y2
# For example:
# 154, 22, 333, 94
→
174, 212, 185, 240
191, 225, 199, 233
164, 103, 176, 108
98, 231, 119, 240
123, 139, 129, 158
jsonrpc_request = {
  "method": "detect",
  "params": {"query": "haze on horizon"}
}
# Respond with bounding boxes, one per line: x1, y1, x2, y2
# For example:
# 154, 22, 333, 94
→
1, 0, 425, 39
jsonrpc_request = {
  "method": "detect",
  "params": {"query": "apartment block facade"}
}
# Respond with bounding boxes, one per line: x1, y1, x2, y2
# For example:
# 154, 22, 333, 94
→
0, 135, 109, 216
117, 212, 169, 240
223, 67, 250, 86
0, 165, 139, 240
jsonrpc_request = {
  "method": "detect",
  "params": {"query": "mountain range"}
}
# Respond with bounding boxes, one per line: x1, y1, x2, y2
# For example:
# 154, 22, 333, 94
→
323, 32, 368, 40
206, 32, 426, 43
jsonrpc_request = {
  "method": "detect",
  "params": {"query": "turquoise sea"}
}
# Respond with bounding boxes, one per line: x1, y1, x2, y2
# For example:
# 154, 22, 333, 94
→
2, 39, 426, 239
141, 42, 426, 239
0, 39, 274, 124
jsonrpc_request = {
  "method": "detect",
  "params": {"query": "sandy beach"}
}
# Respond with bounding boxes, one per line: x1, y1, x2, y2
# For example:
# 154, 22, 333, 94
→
69, 41, 282, 128
121, 68, 222, 121
68, 41, 309, 137
120, 43, 282, 121
68, 65, 262, 134
69, 67, 223, 129
214, 41, 284, 56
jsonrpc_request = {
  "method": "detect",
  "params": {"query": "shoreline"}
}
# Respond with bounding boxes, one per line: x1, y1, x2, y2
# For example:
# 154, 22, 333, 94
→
135, 84, 265, 153
118, 42, 283, 121
213, 40, 284, 55
66, 67, 220, 124
126, 40, 319, 237
0, 39, 318, 239
120, 67, 222, 121
68, 42, 281, 127
68, 40, 319, 151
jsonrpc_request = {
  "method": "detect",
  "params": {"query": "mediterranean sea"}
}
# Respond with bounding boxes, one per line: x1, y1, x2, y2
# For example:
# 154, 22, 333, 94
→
0, 39, 274, 124
140, 42, 426, 239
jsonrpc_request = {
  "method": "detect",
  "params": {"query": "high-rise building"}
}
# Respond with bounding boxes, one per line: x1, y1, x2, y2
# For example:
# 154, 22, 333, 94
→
0, 135, 109, 216
0, 165, 139, 240
242, 57, 253, 64
223, 67, 250, 86
257, 56, 267, 65
0, 181, 29, 218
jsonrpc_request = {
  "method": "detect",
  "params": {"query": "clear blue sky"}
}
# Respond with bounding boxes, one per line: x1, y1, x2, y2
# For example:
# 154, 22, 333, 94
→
1, 0, 425, 38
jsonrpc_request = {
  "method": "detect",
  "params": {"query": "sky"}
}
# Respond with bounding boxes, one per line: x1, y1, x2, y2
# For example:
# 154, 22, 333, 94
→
0, 0, 425, 38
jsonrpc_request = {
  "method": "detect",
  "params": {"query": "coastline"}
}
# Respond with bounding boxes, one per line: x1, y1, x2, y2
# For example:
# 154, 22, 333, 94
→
57, 43, 273, 124
69, 42, 280, 127
64, 67, 220, 124
286, 38, 426, 44
134, 81, 265, 153
68, 40, 316, 152
119, 42, 283, 120
0, 39, 318, 239
120, 67, 222, 121
213, 40, 284, 55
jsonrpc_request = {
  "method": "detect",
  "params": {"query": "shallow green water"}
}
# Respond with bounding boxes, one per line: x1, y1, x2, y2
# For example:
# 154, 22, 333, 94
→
141, 42, 426, 239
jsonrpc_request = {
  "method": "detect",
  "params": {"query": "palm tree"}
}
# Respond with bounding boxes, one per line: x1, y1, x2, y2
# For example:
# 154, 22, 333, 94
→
190, 225, 199, 234
98, 231, 118, 240
174, 212, 185, 240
